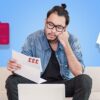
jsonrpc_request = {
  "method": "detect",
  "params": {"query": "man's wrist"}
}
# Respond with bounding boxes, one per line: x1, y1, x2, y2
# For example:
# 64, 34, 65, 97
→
63, 40, 69, 49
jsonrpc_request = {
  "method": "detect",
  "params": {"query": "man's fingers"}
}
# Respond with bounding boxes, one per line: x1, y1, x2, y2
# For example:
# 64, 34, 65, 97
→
10, 59, 16, 63
55, 32, 62, 38
7, 64, 21, 71
7, 59, 21, 72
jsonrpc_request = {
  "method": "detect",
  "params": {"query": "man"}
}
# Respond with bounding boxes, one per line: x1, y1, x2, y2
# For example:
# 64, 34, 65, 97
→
6, 4, 92, 100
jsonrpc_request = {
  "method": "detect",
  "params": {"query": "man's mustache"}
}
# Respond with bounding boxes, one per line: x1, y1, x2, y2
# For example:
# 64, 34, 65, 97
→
48, 33, 58, 37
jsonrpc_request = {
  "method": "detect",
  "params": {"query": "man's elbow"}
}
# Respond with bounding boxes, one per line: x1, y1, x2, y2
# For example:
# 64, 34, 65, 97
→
74, 70, 83, 76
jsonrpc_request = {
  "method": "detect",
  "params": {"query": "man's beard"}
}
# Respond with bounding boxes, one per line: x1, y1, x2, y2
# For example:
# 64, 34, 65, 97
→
48, 37, 58, 43
44, 29, 58, 43
47, 33, 58, 43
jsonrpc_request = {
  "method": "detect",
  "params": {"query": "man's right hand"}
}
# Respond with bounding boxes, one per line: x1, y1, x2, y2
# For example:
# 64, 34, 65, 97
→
7, 59, 21, 72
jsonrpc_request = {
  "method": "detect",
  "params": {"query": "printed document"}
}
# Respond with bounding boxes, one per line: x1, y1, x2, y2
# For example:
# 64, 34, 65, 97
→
12, 50, 46, 83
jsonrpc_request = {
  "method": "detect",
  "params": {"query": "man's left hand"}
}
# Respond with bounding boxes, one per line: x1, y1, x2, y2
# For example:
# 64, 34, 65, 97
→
56, 31, 69, 47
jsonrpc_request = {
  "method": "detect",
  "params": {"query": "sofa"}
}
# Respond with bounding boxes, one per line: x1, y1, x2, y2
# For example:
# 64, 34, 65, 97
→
0, 67, 100, 100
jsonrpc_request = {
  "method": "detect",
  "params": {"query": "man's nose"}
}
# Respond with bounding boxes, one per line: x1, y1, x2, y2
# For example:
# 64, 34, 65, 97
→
51, 27, 56, 33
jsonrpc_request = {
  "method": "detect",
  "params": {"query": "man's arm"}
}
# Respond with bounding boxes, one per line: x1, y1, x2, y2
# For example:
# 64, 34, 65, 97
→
63, 40, 83, 76
57, 32, 83, 76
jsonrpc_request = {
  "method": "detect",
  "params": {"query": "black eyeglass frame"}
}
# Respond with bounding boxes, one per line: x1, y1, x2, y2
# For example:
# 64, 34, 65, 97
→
46, 21, 66, 32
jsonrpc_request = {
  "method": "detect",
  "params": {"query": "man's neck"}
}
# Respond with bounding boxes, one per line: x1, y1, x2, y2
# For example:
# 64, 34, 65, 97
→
49, 40, 58, 51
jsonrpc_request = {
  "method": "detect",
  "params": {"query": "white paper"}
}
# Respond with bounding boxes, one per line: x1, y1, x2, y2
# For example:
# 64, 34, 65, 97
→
96, 32, 100, 45
12, 50, 46, 83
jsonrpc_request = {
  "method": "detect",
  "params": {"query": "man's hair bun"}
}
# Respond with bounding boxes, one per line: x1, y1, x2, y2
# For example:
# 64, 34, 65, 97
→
61, 3, 67, 9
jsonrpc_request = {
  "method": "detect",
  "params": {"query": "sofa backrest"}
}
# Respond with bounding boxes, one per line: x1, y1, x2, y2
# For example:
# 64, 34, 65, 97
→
84, 67, 100, 92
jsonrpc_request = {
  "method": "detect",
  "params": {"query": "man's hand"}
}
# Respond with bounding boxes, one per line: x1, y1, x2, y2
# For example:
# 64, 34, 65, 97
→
55, 31, 69, 47
7, 59, 21, 72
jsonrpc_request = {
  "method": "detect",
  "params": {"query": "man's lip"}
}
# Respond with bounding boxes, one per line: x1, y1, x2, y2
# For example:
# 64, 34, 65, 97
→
49, 35, 57, 38
49, 34, 55, 36
48, 33, 56, 36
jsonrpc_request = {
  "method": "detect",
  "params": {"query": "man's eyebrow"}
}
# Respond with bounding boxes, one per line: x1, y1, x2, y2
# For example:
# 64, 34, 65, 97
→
47, 21, 65, 27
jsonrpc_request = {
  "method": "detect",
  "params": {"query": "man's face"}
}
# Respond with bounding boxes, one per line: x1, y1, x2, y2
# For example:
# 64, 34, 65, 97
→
44, 12, 66, 41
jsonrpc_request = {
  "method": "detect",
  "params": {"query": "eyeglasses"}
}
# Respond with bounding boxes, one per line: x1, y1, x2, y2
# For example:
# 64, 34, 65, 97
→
46, 21, 65, 32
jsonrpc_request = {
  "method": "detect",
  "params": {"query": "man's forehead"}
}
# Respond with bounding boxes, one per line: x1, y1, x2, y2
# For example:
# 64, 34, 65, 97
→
46, 13, 66, 26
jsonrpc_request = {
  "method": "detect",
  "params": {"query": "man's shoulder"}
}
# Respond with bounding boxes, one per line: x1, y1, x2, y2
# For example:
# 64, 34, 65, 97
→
69, 32, 79, 43
28, 29, 44, 39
